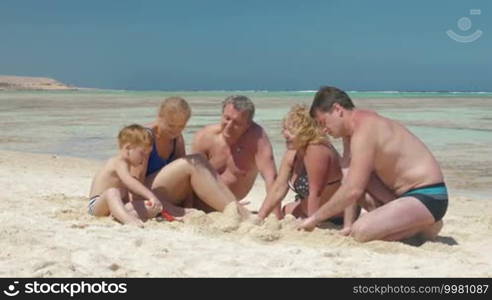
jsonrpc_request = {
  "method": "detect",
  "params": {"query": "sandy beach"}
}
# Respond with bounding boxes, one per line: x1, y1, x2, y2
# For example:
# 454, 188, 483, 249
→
1, 149, 491, 277
2, 0, 491, 280
1, 90, 491, 277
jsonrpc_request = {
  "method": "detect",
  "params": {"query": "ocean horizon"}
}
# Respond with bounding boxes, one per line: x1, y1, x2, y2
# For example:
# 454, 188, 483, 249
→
3, 88, 492, 99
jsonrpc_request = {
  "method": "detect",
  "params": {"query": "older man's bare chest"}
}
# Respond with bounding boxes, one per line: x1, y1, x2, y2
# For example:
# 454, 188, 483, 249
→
207, 141, 257, 177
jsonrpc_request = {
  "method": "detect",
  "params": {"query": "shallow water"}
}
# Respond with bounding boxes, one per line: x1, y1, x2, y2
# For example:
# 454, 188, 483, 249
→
1, 90, 491, 199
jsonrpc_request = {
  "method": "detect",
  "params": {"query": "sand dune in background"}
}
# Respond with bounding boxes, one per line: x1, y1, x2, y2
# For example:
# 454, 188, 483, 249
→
0, 75, 76, 90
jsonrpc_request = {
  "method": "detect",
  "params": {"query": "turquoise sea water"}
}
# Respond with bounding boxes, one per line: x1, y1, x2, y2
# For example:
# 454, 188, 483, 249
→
1, 90, 491, 198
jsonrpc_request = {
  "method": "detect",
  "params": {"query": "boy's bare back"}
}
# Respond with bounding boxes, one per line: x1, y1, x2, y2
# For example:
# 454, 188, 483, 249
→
89, 156, 131, 199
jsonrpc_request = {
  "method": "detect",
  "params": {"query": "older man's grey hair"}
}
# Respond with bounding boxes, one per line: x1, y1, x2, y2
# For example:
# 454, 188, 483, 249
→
222, 95, 255, 120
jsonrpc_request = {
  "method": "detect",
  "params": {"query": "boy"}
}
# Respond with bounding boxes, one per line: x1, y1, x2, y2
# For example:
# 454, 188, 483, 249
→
88, 124, 163, 227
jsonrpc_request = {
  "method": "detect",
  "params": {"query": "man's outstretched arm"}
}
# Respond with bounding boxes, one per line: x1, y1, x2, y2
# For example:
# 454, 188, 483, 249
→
299, 124, 376, 230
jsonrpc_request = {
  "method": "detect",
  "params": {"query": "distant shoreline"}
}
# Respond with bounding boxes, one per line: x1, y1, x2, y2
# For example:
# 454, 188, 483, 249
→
1, 75, 491, 94
0, 75, 78, 91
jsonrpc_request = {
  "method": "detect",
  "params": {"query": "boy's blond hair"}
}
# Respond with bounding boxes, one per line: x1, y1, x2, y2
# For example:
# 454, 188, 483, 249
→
117, 124, 153, 149
158, 96, 191, 120
283, 104, 328, 149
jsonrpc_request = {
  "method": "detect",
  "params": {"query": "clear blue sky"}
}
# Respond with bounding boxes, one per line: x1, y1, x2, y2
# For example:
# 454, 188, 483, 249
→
1, 0, 490, 91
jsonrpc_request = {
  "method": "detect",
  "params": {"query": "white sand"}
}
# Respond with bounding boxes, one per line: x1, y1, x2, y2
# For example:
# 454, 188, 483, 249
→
0, 150, 491, 277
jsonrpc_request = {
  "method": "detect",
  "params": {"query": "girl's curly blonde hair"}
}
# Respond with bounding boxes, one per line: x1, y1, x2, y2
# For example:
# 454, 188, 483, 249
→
283, 104, 328, 149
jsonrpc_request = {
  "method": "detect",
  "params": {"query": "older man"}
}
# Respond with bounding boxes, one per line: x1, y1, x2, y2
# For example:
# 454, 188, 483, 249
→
299, 86, 448, 242
192, 95, 279, 215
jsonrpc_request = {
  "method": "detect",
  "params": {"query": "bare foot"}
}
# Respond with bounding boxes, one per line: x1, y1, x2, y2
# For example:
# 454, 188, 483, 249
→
110, 212, 145, 228
420, 220, 443, 241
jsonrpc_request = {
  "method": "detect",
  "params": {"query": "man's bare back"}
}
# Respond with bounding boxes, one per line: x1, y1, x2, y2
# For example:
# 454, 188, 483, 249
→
350, 109, 444, 196
300, 86, 447, 241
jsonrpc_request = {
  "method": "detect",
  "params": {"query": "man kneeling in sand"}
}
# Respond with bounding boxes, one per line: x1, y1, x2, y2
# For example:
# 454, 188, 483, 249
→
299, 87, 448, 242
192, 95, 279, 215
88, 124, 163, 227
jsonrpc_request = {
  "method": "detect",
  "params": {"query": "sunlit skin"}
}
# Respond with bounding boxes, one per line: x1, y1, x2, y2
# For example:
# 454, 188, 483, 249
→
220, 104, 251, 143
192, 103, 278, 214
282, 125, 298, 150
127, 110, 189, 215
257, 119, 350, 225
281, 120, 315, 151
298, 103, 445, 242
156, 113, 188, 140
127, 145, 152, 167
132, 111, 189, 183
132, 102, 250, 218
314, 105, 348, 138
89, 142, 163, 227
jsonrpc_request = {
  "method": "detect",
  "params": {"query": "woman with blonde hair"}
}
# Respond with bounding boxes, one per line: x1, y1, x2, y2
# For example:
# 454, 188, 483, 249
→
132, 97, 247, 219
143, 96, 191, 178
258, 105, 357, 228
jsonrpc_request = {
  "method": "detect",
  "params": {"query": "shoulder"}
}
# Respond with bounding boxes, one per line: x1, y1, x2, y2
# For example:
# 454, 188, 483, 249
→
352, 110, 384, 139
108, 156, 128, 172
193, 124, 221, 151
349, 110, 385, 153
304, 143, 334, 162
195, 124, 221, 138
305, 142, 332, 154
250, 121, 265, 133
353, 109, 386, 128
247, 123, 272, 153
248, 122, 270, 141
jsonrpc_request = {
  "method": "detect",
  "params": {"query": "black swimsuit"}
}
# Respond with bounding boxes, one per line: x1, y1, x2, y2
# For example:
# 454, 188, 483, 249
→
399, 182, 448, 221
288, 147, 342, 200
287, 153, 343, 225
288, 173, 341, 200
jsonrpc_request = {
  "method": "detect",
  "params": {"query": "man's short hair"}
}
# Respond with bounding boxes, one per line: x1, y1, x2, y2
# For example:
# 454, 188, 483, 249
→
222, 95, 255, 120
310, 86, 355, 117
117, 124, 152, 149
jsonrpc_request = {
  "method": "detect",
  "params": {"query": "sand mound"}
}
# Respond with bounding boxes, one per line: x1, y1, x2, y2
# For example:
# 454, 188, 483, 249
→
181, 203, 283, 241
